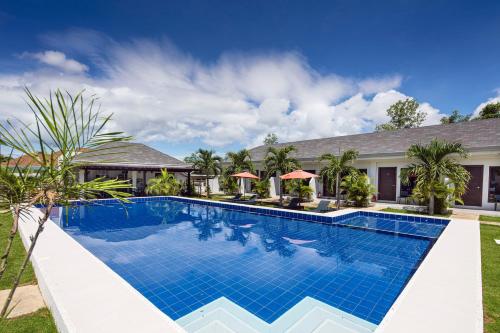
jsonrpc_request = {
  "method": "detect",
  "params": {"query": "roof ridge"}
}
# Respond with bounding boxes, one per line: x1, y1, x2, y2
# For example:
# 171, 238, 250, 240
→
249, 118, 500, 151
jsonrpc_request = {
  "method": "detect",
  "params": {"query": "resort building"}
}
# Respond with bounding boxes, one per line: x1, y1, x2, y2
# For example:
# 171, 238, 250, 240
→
246, 118, 500, 210
74, 142, 194, 195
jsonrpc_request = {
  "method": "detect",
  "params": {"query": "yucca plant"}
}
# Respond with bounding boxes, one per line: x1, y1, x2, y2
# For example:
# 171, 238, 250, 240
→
401, 139, 470, 215
0, 88, 132, 317
146, 169, 181, 196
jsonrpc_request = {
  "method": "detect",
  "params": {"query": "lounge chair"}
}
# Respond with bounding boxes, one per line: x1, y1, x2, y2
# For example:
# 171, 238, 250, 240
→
311, 200, 334, 213
225, 193, 242, 202
241, 194, 258, 205
285, 198, 302, 210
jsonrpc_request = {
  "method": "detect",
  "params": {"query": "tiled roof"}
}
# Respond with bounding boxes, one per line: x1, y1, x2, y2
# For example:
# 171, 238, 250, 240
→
74, 142, 192, 170
248, 118, 500, 161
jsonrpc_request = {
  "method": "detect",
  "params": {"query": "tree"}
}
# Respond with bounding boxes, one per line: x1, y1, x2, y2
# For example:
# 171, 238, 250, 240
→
375, 99, 426, 132
400, 139, 470, 215
319, 149, 359, 209
190, 149, 222, 198
222, 149, 254, 195
0, 88, 132, 317
263, 133, 278, 145
285, 180, 313, 201
145, 169, 181, 196
264, 146, 300, 206
440, 110, 471, 124
341, 171, 375, 207
476, 102, 500, 120
253, 179, 270, 199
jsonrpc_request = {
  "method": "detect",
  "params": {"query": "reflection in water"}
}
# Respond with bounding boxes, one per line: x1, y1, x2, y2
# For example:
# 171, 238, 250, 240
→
57, 199, 433, 325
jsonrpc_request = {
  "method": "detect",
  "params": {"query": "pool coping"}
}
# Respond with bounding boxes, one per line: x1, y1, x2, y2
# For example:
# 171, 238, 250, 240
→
19, 196, 481, 333
18, 206, 187, 333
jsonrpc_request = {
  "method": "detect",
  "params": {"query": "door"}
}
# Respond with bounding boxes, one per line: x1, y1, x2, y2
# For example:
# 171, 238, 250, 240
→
462, 165, 483, 206
378, 167, 397, 201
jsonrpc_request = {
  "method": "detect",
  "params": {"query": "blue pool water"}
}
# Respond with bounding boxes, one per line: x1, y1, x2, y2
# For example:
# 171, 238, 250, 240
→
53, 198, 446, 325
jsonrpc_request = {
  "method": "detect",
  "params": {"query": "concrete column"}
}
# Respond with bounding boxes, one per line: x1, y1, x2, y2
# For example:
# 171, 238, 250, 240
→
78, 169, 85, 184
131, 170, 138, 190
269, 177, 277, 197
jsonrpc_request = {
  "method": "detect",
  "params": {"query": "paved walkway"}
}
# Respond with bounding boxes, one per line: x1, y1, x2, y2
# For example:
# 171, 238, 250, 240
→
0, 284, 46, 318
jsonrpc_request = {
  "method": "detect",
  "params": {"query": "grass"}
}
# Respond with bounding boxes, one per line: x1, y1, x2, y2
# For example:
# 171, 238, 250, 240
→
480, 215, 500, 223
380, 207, 452, 217
0, 308, 57, 333
480, 224, 500, 333
0, 213, 35, 290
0, 213, 56, 333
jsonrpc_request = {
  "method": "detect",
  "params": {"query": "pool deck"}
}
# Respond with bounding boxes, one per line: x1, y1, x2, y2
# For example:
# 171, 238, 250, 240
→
17, 197, 483, 333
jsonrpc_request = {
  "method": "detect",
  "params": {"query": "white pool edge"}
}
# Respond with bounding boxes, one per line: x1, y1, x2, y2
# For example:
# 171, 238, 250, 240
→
18, 197, 483, 333
375, 218, 483, 333
18, 207, 186, 333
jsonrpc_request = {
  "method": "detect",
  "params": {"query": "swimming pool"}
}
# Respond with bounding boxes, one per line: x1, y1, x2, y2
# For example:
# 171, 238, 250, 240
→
52, 197, 447, 327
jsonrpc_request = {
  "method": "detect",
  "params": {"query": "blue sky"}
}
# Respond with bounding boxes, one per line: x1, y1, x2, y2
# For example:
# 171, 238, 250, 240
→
1, 0, 499, 158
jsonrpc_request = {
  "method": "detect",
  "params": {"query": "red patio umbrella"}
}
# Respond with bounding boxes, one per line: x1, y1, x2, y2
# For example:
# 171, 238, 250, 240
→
231, 172, 259, 198
280, 170, 319, 206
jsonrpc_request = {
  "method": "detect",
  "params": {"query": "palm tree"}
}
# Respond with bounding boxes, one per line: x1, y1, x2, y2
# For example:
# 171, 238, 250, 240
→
191, 149, 222, 197
0, 88, 131, 317
401, 139, 470, 215
145, 169, 181, 196
223, 149, 254, 194
225, 149, 254, 173
319, 149, 359, 209
264, 146, 300, 206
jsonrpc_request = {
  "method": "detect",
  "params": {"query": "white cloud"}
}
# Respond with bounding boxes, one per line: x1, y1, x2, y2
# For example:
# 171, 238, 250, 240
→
1, 31, 448, 150
24, 50, 89, 73
473, 90, 500, 117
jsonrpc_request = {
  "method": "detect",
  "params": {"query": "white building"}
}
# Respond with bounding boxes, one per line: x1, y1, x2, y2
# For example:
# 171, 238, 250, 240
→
244, 118, 500, 210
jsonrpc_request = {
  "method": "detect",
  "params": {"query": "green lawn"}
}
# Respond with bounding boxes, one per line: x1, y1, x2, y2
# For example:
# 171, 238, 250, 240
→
0, 308, 57, 333
480, 215, 500, 223
481, 224, 500, 333
380, 207, 452, 217
0, 213, 35, 290
0, 213, 56, 333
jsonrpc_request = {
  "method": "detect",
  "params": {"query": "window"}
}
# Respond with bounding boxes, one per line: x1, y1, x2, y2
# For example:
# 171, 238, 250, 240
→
358, 168, 368, 174
488, 166, 500, 203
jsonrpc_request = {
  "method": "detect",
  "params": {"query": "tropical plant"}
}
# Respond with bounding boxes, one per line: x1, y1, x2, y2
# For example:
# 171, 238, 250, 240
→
145, 169, 181, 196
375, 99, 426, 131
219, 173, 239, 194
0, 88, 132, 317
264, 146, 300, 206
285, 179, 313, 201
319, 149, 359, 209
476, 102, 500, 119
341, 171, 375, 207
190, 149, 222, 197
222, 149, 254, 194
440, 110, 471, 124
400, 139, 470, 215
253, 179, 270, 199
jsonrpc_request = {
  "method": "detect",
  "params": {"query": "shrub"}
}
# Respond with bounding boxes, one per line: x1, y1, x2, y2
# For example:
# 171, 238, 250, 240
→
341, 172, 375, 207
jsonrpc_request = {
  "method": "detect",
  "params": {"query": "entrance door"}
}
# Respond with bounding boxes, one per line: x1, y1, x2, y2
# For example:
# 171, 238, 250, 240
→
378, 167, 397, 201
462, 165, 483, 206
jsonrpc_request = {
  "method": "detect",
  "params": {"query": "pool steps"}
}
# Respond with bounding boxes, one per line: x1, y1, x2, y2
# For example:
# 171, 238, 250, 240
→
177, 296, 376, 333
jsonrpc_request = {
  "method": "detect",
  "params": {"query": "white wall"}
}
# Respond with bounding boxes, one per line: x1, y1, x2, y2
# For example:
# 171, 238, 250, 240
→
253, 150, 500, 210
